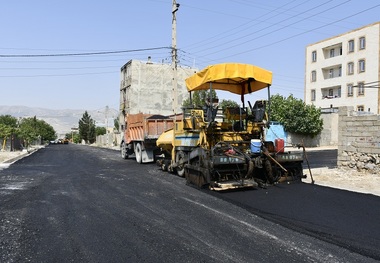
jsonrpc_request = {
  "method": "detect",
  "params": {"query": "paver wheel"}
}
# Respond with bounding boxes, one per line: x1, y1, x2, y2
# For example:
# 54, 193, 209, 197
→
176, 151, 186, 177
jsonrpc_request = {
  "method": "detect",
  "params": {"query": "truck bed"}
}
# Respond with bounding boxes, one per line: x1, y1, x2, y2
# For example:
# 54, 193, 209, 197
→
125, 113, 174, 143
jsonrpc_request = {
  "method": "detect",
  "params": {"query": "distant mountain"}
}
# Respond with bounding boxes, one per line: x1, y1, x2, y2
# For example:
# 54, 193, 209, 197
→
0, 105, 118, 137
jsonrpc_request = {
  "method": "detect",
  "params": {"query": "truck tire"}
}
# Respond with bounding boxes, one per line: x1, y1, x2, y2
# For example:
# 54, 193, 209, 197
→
135, 142, 142, 164
121, 142, 128, 159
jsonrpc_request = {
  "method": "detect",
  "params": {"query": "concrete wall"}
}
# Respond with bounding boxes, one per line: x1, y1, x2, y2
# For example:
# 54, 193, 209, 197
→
281, 112, 338, 147
96, 132, 121, 148
337, 106, 380, 173
120, 60, 197, 116
286, 133, 320, 147
319, 111, 339, 146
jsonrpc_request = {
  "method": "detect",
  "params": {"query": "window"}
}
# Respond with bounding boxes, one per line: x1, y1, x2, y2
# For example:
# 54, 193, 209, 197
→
358, 82, 365, 96
329, 68, 334, 78
338, 87, 341, 97
338, 66, 342, 77
357, 105, 364, 112
359, 37, 366, 50
311, 90, 316, 101
311, 70, 316, 82
347, 84, 353, 97
347, 62, 354, 75
329, 89, 333, 96
348, 40, 354, 52
329, 49, 335, 58
358, 59, 365, 72
312, 51, 317, 62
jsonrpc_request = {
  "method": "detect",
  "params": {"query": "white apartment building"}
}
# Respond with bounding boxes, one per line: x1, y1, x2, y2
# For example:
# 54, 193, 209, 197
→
305, 22, 380, 114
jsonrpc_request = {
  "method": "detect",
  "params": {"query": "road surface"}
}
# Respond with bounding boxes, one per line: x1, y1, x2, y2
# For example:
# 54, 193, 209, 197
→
0, 144, 378, 262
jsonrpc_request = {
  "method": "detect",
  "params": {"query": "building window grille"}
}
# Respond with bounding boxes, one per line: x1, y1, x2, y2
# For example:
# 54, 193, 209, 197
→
311, 70, 316, 82
347, 84, 353, 97
348, 40, 354, 52
329, 69, 334, 78
358, 59, 365, 72
358, 82, 365, 96
311, 90, 316, 101
312, 51, 317, 62
347, 62, 354, 75
329, 49, 335, 58
359, 37, 366, 50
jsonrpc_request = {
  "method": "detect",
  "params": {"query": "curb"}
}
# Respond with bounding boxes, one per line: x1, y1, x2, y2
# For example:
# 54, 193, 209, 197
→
2, 147, 42, 164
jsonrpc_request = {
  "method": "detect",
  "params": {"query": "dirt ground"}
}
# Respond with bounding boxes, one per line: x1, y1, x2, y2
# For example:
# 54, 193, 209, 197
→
1, 149, 380, 197
302, 167, 380, 197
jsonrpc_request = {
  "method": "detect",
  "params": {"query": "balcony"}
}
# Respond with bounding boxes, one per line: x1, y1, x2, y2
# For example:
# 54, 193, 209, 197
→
321, 86, 341, 100
322, 43, 342, 59
322, 65, 342, 80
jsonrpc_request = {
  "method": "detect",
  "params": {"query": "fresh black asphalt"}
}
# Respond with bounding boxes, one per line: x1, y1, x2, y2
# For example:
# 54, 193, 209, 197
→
0, 144, 378, 262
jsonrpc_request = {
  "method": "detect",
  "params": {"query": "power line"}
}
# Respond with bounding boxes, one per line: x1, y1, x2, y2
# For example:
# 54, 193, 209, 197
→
0, 65, 120, 70
0, 47, 171, 58
182, 0, 302, 50
196, 0, 345, 57
0, 71, 116, 78
216, 3, 380, 60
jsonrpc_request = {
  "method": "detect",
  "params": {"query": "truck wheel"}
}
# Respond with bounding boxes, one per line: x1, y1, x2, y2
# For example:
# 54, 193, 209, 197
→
135, 142, 142, 163
121, 142, 128, 159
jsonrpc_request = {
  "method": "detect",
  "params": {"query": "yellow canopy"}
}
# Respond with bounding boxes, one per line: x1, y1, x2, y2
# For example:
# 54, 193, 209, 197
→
185, 63, 272, 95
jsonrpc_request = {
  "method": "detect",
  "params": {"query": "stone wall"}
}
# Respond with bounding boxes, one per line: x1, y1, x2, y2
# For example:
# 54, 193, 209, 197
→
337, 106, 380, 173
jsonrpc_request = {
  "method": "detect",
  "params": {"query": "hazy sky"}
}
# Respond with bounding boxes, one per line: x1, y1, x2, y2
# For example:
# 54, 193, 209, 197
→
1, 0, 379, 110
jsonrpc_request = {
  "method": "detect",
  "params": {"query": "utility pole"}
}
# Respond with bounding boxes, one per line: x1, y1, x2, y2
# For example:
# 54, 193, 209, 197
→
171, 0, 180, 167
105, 105, 109, 146
172, 0, 179, 115
105, 105, 109, 132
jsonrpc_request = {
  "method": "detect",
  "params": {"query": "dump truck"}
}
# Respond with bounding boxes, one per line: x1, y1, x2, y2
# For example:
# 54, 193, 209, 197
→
120, 113, 175, 163
156, 63, 305, 190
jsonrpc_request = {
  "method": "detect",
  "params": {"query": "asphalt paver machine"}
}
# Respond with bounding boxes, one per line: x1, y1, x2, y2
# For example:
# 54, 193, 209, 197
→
157, 63, 304, 190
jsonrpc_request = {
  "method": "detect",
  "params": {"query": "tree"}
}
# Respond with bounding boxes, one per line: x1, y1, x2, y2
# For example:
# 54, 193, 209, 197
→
182, 90, 218, 108
270, 94, 323, 136
95, 126, 106, 136
0, 115, 18, 140
65, 131, 80, 144
219, 99, 239, 111
78, 111, 96, 144
19, 116, 56, 145
114, 118, 120, 132
0, 115, 18, 128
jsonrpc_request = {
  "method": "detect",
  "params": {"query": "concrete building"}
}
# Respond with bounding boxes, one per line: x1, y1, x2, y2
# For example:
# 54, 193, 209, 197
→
119, 59, 197, 116
305, 22, 380, 114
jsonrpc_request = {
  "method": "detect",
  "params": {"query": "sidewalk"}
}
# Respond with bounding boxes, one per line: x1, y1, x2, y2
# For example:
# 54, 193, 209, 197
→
285, 145, 337, 152
0, 147, 42, 166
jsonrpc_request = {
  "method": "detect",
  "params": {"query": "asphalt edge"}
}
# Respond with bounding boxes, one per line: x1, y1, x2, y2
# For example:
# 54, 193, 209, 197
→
2, 146, 43, 164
